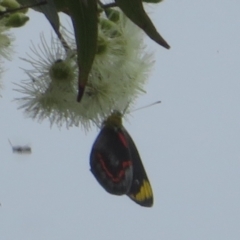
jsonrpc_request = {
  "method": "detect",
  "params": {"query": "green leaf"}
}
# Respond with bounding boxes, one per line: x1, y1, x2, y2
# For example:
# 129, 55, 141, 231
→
115, 0, 170, 49
67, 0, 98, 102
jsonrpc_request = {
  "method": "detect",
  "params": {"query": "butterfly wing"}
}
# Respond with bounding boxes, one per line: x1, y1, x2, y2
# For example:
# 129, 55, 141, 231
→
90, 126, 133, 195
124, 129, 154, 207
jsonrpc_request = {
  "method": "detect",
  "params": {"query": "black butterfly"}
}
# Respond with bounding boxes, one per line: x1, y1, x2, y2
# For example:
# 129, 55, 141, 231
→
90, 111, 153, 207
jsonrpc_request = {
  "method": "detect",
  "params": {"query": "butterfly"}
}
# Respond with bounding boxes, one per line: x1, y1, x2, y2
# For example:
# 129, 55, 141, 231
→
90, 111, 153, 207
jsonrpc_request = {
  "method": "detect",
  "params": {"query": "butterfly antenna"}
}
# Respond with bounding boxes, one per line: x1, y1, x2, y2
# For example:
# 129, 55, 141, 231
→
122, 102, 131, 116
132, 101, 161, 113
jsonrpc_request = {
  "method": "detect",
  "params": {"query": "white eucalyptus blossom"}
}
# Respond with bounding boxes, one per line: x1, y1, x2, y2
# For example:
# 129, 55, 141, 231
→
15, 34, 79, 127
15, 11, 154, 129
0, 21, 13, 60
78, 12, 154, 123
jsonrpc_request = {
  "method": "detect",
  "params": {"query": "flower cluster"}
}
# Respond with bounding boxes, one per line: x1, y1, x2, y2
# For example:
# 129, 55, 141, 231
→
16, 11, 154, 129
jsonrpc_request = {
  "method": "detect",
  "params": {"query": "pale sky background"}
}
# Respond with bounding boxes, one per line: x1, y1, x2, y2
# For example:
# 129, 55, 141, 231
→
1, 1, 240, 240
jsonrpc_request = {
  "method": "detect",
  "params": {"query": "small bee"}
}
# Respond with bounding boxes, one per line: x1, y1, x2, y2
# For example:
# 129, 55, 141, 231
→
8, 139, 32, 154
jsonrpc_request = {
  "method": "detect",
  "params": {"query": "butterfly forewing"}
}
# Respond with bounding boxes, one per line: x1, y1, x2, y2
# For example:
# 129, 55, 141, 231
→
124, 130, 154, 207
90, 126, 133, 195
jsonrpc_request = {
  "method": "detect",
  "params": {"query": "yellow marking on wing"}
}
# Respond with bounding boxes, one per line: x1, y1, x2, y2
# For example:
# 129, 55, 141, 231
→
132, 180, 153, 201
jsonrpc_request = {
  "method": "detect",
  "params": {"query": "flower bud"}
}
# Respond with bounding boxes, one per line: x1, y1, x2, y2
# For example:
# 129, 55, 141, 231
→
5, 12, 29, 28
104, 8, 120, 22
1, 0, 20, 10
49, 59, 75, 83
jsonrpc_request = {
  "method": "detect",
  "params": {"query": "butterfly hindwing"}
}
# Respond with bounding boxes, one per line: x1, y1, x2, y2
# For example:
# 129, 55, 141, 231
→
124, 129, 154, 207
90, 126, 133, 195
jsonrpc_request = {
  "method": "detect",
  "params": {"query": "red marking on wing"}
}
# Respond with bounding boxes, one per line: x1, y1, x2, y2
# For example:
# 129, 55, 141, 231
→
97, 153, 132, 183
117, 132, 128, 148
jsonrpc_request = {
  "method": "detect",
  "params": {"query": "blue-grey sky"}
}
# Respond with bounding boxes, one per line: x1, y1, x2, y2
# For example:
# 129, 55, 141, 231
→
1, 1, 240, 240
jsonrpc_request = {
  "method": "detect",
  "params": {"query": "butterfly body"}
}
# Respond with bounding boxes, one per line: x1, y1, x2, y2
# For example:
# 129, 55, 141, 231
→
90, 111, 153, 207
